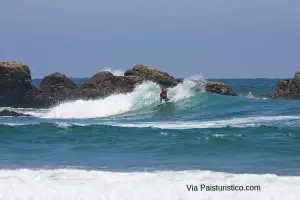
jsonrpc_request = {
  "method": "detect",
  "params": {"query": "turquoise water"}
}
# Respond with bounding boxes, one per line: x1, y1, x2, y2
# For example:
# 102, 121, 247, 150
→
1, 78, 300, 199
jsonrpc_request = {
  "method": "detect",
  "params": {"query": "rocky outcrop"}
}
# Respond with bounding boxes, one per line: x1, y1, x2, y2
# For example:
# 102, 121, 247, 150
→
69, 65, 180, 100
0, 61, 55, 107
273, 71, 300, 99
40, 72, 79, 101
1, 61, 239, 108
72, 72, 138, 99
204, 81, 238, 96
85, 71, 114, 86
124, 64, 178, 88
0, 109, 31, 117
22, 87, 54, 108
0, 61, 33, 106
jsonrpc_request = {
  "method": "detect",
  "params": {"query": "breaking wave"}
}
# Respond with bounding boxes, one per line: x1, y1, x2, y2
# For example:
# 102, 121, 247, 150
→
42, 76, 205, 119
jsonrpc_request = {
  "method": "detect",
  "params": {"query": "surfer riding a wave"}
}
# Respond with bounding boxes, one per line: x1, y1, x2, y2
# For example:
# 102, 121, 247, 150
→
160, 87, 169, 103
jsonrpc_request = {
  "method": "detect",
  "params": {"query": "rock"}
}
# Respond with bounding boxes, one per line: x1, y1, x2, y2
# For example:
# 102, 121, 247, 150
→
85, 71, 114, 86
40, 72, 79, 101
124, 64, 178, 88
0, 109, 31, 117
274, 80, 291, 98
204, 81, 238, 96
273, 71, 300, 99
0, 61, 33, 106
72, 72, 138, 99
22, 87, 55, 108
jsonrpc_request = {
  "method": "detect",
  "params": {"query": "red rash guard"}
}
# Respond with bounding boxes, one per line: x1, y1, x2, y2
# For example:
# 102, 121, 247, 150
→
160, 91, 167, 99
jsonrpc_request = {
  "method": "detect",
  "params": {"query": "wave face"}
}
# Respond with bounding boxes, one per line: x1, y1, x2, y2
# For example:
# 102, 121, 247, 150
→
1, 78, 300, 199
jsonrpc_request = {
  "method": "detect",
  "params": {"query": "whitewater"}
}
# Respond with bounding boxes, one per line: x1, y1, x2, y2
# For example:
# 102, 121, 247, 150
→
1, 169, 300, 200
1, 77, 300, 200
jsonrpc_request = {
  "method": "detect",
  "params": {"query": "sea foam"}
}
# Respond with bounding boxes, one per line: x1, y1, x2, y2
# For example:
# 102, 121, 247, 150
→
108, 115, 300, 129
0, 169, 299, 200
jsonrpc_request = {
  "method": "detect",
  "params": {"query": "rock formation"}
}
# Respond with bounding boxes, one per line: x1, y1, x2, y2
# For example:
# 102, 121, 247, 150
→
40, 72, 79, 101
124, 64, 178, 88
273, 71, 300, 99
0, 61, 239, 108
0, 61, 32, 106
205, 81, 238, 96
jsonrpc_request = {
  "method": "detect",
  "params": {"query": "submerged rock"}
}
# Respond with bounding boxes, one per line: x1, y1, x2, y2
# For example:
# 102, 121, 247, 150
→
0, 109, 31, 117
273, 71, 300, 99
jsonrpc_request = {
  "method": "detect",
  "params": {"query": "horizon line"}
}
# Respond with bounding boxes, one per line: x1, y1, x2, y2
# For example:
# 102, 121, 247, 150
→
31, 76, 292, 80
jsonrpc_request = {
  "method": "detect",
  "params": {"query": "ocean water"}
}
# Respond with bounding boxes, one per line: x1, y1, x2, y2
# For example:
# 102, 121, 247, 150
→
1, 77, 300, 200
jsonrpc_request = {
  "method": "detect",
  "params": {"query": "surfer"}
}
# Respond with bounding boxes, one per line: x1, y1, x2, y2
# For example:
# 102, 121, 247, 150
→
160, 88, 169, 102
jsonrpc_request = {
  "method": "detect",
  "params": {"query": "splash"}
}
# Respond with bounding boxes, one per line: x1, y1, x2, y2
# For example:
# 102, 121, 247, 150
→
42, 76, 205, 119
102, 67, 124, 76
168, 75, 205, 102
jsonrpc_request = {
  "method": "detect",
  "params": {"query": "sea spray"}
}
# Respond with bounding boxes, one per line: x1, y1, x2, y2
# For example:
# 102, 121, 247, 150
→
169, 75, 205, 102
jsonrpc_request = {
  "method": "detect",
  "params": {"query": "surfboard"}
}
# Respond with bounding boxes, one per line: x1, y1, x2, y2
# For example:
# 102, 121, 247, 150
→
151, 101, 176, 116
152, 101, 173, 109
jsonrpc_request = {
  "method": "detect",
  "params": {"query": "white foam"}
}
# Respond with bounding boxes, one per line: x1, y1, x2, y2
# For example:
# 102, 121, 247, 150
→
3, 122, 40, 126
244, 92, 267, 100
0, 169, 299, 200
109, 116, 300, 129
0, 107, 47, 117
42, 82, 160, 119
55, 122, 72, 129
168, 75, 205, 102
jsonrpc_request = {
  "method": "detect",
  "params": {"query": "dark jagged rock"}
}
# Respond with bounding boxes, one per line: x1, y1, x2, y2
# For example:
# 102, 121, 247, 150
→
124, 64, 178, 88
0, 61, 33, 106
204, 81, 238, 96
40, 72, 79, 101
0, 109, 31, 117
273, 71, 300, 99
